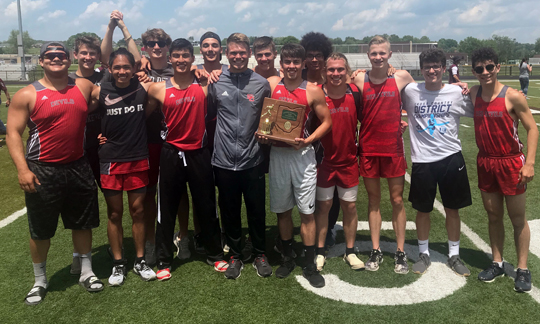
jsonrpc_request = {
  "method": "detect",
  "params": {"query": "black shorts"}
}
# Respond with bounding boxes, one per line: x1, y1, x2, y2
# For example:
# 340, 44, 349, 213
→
26, 157, 100, 240
408, 151, 472, 213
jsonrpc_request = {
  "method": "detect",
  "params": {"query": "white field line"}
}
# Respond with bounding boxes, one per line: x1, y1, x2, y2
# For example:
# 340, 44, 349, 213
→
404, 172, 540, 303
530, 109, 540, 115
461, 124, 471, 128
536, 123, 540, 127
0, 207, 26, 228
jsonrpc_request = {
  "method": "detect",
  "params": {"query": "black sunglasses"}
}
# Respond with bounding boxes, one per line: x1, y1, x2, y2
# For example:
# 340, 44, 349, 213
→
147, 40, 167, 48
474, 64, 495, 74
43, 52, 68, 61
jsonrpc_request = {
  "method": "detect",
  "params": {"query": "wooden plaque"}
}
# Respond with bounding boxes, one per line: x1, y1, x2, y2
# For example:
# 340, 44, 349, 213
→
256, 97, 306, 144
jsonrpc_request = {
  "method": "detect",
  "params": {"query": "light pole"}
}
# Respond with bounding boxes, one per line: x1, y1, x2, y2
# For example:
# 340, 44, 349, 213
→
17, 0, 26, 80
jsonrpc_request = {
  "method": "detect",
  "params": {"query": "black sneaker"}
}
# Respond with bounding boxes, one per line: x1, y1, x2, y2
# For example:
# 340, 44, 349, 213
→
274, 236, 297, 258
365, 249, 383, 271
194, 233, 205, 255
275, 256, 296, 279
252, 255, 272, 277
224, 257, 243, 279
514, 268, 532, 292
303, 263, 325, 288
478, 263, 505, 282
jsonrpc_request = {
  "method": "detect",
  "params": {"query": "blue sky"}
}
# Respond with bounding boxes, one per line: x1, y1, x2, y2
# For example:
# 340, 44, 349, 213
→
0, 0, 538, 43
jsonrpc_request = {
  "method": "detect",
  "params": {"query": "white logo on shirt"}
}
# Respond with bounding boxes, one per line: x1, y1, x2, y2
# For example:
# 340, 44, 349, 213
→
276, 90, 281, 94
169, 93, 175, 98
222, 91, 229, 96
41, 95, 48, 100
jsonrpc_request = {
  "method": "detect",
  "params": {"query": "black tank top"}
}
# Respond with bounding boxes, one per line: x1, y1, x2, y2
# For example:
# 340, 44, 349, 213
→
98, 78, 148, 162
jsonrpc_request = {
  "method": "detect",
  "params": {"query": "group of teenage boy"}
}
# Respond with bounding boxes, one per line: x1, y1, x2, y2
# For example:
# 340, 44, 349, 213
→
5, 10, 537, 306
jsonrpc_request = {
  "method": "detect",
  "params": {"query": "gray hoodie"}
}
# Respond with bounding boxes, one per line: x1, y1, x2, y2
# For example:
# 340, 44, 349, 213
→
208, 68, 271, 171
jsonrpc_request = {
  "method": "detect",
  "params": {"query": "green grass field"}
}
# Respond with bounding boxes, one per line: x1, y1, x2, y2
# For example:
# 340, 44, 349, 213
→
1, 80, 540, 323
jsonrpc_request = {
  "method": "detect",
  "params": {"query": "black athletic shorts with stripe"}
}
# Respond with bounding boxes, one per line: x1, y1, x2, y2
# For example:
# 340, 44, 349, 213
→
408, 151, 472, 213
26, 157, 99, 240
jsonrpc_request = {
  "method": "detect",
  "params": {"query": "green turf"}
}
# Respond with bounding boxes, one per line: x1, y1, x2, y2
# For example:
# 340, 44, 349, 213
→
0, 81, 540, 323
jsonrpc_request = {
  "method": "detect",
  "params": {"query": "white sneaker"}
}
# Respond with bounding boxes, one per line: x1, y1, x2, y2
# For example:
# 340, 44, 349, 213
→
344, 253, 365, 270
316, 254, 326, 271
133, 260, 157, 281
109, 264, 126, 287
173, 232, 191, 260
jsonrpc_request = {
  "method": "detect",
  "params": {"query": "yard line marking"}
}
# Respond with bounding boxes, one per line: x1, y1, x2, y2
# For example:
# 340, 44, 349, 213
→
530, 109, 540, 115
406, 172, 540, 304
536, 123, 540, 127
461, 124, 470, 128
0, 207, 26, 229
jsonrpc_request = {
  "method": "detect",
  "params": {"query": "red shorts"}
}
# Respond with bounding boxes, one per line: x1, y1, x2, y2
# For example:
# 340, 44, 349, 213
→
317, 161, 359, 188
477, 154, 526, 196
147, 143, 162, 189
359, 155, 407, 179
101, 170, 149, 191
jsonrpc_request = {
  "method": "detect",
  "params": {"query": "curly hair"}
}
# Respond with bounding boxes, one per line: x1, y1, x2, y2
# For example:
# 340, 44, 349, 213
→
472, 47, 498, 67
300, 32, 333, 60
419, 48, 446, 69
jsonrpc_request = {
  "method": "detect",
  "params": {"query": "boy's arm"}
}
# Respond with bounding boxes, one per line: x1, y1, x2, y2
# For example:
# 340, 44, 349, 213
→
292, 84, 331, 149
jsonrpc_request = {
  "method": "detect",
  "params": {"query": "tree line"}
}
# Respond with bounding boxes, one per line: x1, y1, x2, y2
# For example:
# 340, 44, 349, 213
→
3, 30, 540, 64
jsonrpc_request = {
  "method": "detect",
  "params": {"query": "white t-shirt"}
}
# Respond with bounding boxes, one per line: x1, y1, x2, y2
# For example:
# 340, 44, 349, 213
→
402, 83, 474, 163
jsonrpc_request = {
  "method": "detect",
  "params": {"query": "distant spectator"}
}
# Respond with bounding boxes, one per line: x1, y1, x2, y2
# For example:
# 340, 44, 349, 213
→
0, 77, 10, 134
448, 56, 461, 84
519, 58, 533, 98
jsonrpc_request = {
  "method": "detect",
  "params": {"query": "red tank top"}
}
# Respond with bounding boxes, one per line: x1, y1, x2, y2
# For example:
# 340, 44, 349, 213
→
318, 84, 359, 167
162, 78, 208, 151
271, 79, 314, 148
474, 85, 523, 157
358, 73, 404, 157
27, 78, 88, 163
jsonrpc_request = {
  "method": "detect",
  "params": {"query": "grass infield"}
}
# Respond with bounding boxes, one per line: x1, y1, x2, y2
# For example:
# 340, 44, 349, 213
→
0, 81, 539, 323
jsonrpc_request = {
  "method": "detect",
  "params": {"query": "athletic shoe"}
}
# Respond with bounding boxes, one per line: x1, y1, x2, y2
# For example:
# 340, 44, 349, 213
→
325, 228, 336, 248
303, 263, 325, 288
343, 253, 365, 270
394, 251, 409, 274
274, 236, 297, 258
173, 232, 191, 260
224, 257, 244, 279
108, 264, 126, 287
156, 268, 171, 281
316, 254, 326, 271
194, 233, 205, 255
70, 255, 81, 276
478, 263, 505, 282
221, 232, 230, 253
514, 268, 532, 292
252, 255, 272, 277
412, 253, 431, 274
446, 255, 470, 277
144, 241, 156, 267
242, 236, 253, 262
133, 260, 157, 281
275, 256, 296, 279
365, 249, 383, 271
211, 260, 229, 273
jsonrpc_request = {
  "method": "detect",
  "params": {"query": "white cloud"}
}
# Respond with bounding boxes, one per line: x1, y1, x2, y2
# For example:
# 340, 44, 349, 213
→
187, 27, 217, 39
331, 0, 416, 31
37, 9, 66, 22
239, 12, 252, 22
268, 27, 278, 35
183, 0, 205, 10
235, 1, 253, 13
278, 4, 290, 15
5, 0, 49, 17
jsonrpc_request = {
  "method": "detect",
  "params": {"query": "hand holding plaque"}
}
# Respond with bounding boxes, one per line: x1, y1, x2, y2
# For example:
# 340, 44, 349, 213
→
256, 98, 306, 144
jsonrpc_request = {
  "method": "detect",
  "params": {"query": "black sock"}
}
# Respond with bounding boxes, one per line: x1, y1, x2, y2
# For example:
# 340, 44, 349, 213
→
346, 247, 354, 255
281, 239, 293, 257
317, 247, 326, 256
135, 256, 144, 264
304, 245, 316, 264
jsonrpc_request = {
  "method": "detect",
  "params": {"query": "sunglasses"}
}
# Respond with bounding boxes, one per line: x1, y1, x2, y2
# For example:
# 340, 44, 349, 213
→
43, 52, 68, 61
474, 64, 495, 74
147, 40, 167, 48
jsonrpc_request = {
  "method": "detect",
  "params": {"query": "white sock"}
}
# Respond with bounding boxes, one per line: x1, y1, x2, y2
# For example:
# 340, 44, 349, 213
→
73, 252, 80, 258
79, 252, 96, 282
33, 261, 48, 288
418, 239, 429, 256
495, 261, 503, 268
448, 240, 460, 257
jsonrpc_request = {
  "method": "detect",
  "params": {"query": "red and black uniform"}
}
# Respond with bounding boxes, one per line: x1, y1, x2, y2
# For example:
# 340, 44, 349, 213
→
474, 85, 525, 195
317, 84, 360, 189
69, 70, 110, 187
156, 78, 223, 269
26, 78, 99, 240
98, 78, 149, 191
358, 72, 406, 178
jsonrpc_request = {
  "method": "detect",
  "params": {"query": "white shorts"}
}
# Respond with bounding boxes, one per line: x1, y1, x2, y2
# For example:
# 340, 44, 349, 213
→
316, 185, 358, 202
269, 145, 317, 214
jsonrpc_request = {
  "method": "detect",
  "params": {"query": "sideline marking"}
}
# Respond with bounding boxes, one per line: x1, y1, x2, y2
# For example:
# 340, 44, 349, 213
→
0, 207, 27, 229
527, 220, 540, 263
296, 240, 466, 305
461, 124, 470, 128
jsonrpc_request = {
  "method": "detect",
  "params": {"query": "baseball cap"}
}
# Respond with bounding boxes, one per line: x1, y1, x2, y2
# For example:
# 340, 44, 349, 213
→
40, 42, 70, 58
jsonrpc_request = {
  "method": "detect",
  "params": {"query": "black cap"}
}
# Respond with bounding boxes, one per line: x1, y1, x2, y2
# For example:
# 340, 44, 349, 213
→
40, 42, 69, 58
